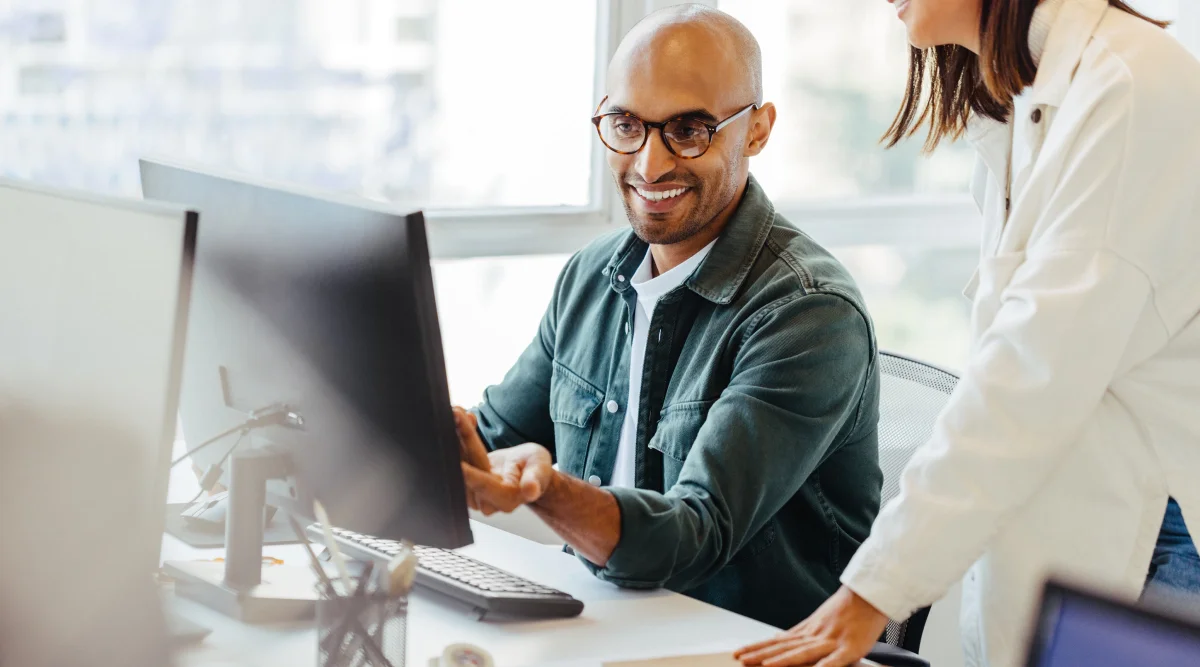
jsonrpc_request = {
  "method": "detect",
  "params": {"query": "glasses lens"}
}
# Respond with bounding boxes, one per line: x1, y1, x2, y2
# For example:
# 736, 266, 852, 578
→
598, 114, 646, 153
664, 118, 711, 158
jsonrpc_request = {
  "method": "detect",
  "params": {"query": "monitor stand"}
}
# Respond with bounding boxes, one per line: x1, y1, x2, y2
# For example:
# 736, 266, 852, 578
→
164, 448, 319, 623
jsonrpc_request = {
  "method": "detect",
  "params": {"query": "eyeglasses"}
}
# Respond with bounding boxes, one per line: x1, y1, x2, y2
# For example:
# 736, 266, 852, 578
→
591, 97, 759, 159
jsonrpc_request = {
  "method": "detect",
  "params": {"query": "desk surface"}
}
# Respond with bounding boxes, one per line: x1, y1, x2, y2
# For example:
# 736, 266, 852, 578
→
165, 520, 778, 667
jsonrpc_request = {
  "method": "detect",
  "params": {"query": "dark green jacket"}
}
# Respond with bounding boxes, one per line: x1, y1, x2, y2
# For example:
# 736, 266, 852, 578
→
473, 175, 882, 628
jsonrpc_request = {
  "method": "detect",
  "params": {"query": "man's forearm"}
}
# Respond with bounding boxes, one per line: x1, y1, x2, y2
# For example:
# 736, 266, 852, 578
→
530, 470, 621, 566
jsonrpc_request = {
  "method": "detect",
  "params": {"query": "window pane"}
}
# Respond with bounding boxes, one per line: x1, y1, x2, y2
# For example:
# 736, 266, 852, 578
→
433, 255, 569, 407
0, 0, 597, 208
830, 246, 975, 373
719, 0, 1186, 204
719, 0, 976, 202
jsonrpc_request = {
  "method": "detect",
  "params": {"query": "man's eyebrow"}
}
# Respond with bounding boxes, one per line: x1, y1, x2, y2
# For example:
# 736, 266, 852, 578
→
602, 105, 719, 123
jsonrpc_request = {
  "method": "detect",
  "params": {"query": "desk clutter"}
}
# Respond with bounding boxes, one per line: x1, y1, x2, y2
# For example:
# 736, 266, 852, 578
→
293, 515, 419, 667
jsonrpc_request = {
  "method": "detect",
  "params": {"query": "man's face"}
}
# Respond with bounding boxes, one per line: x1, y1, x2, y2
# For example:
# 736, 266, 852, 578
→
603, 50, 754, 246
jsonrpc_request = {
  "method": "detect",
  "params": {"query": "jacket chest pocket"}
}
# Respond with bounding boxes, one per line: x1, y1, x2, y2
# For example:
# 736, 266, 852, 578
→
549, 361, 604, 476
967, 250, 1027, 341
647, 400, 713, 489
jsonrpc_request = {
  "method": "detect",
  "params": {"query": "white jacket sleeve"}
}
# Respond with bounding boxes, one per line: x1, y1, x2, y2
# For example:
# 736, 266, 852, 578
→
839, 66, 1179, 619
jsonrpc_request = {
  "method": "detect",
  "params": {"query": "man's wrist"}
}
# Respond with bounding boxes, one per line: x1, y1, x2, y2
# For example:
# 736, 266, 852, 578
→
533, 468, 566, 509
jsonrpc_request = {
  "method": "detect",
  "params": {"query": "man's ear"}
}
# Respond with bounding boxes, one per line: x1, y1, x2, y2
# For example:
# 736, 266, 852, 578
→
744, 103, 777, 157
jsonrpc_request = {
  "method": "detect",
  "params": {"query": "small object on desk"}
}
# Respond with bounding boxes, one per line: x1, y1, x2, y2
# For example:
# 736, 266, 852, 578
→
427, 643, 494, 667
316, 587, 407, 667
292, 517, 403, 667
314, 500, 355, 594
385, 545, 419, 597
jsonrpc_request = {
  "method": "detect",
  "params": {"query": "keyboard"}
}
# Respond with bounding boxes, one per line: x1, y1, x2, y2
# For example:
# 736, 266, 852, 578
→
306, 524, 584, 620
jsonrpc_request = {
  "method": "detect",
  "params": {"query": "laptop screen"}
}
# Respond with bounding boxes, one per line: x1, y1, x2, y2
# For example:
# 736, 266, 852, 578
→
1027, 583, 1200, 666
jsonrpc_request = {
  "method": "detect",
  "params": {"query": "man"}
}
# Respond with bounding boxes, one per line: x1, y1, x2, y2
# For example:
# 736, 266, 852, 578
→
452, 5, 882, 629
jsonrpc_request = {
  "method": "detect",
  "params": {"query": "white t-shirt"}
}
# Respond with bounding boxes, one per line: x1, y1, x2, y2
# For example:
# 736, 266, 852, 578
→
609, 240, 717, 488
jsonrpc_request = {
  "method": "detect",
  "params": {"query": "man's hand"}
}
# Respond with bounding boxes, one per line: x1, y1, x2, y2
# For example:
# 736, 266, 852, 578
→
733, 586, 889, 667
460, 443, 554, 516
452, 406, 492, 472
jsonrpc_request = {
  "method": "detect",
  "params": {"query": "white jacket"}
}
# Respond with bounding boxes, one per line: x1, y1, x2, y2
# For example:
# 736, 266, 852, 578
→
841, 2, 1200, 666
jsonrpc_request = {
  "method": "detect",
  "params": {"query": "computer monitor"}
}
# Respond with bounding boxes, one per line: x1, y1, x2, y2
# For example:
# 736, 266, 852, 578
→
139, 158, 472, 552
0, 177, 196, 570
1025, 580, 1200, 666
0, 178, 194, 665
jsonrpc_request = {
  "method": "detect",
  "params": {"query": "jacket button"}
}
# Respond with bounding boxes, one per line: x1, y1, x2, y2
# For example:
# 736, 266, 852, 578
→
617, 275, 626, 283
588, 475, 602, 486
606, 400, 619, 414
1031, 108, 1042, 123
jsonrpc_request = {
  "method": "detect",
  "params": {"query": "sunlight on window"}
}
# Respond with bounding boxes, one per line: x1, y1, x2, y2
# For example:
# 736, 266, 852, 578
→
433, 254, 569, 406
0, 0, 597, 208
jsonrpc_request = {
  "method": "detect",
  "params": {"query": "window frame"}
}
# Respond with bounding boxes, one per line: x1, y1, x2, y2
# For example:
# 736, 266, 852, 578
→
427, 0, 629, 259
429, 0, 721, 259
429, 0, 1199, 260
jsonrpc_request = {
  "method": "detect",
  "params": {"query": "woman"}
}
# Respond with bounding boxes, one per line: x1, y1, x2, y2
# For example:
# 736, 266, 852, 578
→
736, 1, 1200, 666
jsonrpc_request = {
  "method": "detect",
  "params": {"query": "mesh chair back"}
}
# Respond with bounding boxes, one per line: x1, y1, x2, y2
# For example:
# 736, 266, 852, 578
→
875, 351, 960, 653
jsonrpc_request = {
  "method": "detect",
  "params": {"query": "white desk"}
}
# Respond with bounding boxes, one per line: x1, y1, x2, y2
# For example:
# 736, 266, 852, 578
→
165, 520, 779, 667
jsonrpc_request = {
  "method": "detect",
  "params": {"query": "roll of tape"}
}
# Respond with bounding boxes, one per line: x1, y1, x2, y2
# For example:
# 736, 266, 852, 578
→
439, 643, 494, 667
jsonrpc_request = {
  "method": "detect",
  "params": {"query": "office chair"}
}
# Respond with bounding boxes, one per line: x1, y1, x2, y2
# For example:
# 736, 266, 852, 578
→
875, 350, 960, 654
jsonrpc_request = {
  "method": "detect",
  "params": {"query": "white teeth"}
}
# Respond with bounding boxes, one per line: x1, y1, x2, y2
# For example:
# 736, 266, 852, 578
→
636, 187, 688, 202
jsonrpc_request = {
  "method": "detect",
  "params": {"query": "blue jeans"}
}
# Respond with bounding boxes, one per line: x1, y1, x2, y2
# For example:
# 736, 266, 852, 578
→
1142, 498, 1200, 606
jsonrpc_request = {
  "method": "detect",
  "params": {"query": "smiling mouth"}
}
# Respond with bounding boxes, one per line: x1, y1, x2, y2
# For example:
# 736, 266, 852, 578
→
633, 186, 690, 202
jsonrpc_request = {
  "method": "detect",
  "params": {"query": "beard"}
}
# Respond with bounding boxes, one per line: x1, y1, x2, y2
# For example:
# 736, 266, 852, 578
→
618, 150, 742, 246
622, 189, 708, 246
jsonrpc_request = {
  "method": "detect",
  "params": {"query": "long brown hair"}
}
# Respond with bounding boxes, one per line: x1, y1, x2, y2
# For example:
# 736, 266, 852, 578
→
884, 0, 1169, 152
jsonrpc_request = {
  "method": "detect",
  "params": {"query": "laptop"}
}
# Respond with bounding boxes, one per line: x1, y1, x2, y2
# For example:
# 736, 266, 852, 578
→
1025, 579, 1200, 666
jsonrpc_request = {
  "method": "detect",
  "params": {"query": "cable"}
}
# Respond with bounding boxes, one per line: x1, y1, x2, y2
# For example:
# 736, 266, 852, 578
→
170, 421, 252, 469
183, 430, 249, 505
169, 404, 299, 469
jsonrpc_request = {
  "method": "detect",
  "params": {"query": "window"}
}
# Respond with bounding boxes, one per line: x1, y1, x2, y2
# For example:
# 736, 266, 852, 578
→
716, 0, 1195, 371
433, 254, 569, 406
716, 0, 982, 368
6, 0, 1198, 396
718, 0, 976, 203
0, 0, 600, 210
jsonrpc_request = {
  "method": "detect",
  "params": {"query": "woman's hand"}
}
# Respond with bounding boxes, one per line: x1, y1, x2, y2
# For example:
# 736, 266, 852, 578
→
734, 587, 889, 667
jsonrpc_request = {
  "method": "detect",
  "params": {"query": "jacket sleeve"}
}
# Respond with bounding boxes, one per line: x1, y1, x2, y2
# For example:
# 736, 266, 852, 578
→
841, 58, 1186, 619
583, 293, 876, 590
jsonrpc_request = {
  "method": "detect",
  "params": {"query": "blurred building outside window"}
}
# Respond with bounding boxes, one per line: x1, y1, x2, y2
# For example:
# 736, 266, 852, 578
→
1, 0, 1191, 406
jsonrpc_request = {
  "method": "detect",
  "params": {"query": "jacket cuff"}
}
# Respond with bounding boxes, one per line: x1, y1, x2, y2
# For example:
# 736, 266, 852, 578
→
576, 486, 668, 589
839, 540, 927, 622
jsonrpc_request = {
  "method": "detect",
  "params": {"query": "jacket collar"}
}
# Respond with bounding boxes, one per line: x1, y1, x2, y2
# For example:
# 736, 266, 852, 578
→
1028, 0, 1109, 108
964, 0, 1108, 173
604, 174, 774, 306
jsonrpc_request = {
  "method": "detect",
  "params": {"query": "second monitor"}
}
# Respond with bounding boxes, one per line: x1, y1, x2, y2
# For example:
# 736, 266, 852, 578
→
140, 157, 472, 551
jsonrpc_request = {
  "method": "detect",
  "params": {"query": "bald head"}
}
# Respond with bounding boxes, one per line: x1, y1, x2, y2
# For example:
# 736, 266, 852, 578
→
609, 4, 762, 108
598, 4, 774, 256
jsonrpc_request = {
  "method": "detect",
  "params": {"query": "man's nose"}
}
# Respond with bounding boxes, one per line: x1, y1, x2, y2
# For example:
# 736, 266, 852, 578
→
633, 128, 677, 184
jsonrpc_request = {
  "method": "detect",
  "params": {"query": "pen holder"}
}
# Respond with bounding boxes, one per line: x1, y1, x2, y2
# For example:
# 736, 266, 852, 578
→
316, 588, 407, 667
